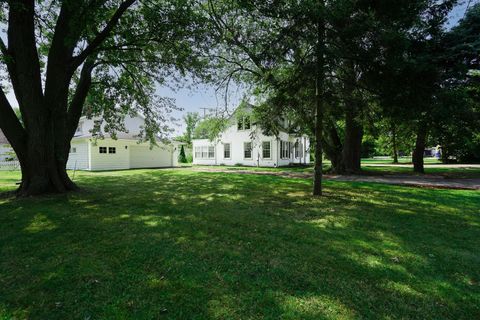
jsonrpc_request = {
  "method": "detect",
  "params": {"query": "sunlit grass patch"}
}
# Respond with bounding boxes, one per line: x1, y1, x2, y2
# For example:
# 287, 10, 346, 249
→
0, 168, 478, 319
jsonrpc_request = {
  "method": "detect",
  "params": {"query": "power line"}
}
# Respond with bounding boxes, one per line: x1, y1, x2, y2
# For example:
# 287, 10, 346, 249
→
464, 0, 474, 19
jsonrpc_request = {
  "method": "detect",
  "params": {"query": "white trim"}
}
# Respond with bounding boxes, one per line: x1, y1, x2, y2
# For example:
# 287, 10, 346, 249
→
243, 141, 253, 160
262, 141, 272, 160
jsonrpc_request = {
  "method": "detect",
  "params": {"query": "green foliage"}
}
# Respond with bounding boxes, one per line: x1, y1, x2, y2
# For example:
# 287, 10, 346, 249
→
182, 112, 201, 145
193, 116, 228, 141
178, 144, 187, 163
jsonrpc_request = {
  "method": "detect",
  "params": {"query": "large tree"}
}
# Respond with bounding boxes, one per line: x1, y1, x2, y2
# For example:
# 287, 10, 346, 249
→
205, 0, 457, 194
0, 0, 208, 196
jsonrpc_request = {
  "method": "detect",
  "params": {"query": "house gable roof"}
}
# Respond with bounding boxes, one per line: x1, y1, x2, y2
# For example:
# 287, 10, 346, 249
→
0, 129, 9, 145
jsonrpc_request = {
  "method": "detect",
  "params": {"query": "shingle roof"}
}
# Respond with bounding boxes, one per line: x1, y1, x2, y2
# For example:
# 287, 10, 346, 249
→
0, 129, 10, 145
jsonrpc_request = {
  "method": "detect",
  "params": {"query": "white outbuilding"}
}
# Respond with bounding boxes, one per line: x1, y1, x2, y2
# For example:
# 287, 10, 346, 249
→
67, 115, 182, 171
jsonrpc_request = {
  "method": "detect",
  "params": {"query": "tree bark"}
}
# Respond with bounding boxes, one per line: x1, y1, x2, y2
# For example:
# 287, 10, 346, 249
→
323, 120, 344, 173
313, 2, 325, 196
342, 105, 363, 173
391, 122, 399, 164
412, 124, 427, 174
0, 1, 131, 196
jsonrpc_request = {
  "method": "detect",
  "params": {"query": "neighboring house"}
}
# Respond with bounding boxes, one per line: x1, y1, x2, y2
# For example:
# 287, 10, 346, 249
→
0, 129, 14, 161
67, 115, 182, 171
192, 105, 310, 167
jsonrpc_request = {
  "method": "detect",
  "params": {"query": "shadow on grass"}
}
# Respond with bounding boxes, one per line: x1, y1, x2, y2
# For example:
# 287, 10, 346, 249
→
0, 169, 479, 319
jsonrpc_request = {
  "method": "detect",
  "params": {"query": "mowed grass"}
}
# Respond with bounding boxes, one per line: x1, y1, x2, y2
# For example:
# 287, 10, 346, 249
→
0, 169, 479, 319
196, 162, 480, 179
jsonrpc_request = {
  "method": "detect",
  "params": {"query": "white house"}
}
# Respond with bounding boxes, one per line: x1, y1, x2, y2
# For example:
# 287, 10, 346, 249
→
192, 106, 310, 167
67, 115, 182, 171
0, 130, 14, 161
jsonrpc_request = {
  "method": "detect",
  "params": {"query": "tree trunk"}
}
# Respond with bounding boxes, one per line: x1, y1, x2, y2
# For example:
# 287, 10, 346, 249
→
391, 123, 398, 164
412, 124, 427, 174
323, 121, 344, 173
17, 155, 77, 197
313, 3, 325, 197
342, 106, 363, 173
16, 114, 78, 197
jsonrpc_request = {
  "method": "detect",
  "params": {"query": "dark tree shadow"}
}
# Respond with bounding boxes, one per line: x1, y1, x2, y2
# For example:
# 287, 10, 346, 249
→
0, 169, 479, 319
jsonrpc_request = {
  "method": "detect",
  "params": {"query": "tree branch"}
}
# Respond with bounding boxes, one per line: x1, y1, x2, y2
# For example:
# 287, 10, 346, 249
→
0, 88, 27, 157
67, 59, 96, 140
71, 0, 137, 68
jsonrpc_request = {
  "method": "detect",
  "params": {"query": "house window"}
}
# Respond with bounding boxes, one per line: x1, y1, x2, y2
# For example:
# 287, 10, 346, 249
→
262, 141, 271, 159
295, 141, 303, 158
208, 146, 215, 159
99, 147, 107, 154
244, 142, 252, 159
280, 141, 290, 159
195, 146, 215, 159
109, 147, 116, 154
224, 143, 231, 159
237, 117, 244, 130
70, 147, 77, 153
195, 147, 201, 159
244, 116, 251, 130
237, 115, 251, 131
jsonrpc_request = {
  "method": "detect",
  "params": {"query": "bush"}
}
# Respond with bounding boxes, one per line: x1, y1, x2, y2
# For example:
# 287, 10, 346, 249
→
178, 145, 187, 163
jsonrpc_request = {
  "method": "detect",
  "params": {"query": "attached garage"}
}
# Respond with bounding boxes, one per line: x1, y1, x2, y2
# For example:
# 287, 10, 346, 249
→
66, 138, 181, 171
129, 145, 173, 169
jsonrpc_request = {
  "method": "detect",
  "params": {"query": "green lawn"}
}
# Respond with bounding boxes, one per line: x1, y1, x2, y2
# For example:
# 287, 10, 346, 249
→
0, 169, 479, 319
360, 166, 480, 178
360, 157, 443, 165
194, 162, 480, 179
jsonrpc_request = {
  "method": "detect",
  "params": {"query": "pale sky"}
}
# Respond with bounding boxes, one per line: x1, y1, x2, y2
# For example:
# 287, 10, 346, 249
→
2, 0, 476, 136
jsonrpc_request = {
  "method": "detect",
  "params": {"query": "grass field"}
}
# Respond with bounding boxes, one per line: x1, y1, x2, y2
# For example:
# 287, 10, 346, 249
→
0, 169, 479, 319
360, 157, 443, 165
193, 161, 480, 179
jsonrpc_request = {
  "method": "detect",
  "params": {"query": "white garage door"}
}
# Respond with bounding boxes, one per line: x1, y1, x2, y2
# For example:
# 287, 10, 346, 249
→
129, 145, 172, 168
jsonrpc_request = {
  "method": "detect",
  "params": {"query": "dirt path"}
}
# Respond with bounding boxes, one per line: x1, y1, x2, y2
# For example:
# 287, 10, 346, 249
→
190, 167, 480, 190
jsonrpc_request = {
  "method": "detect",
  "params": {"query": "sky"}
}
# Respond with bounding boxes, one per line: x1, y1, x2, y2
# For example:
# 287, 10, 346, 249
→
2, 0, 477, 136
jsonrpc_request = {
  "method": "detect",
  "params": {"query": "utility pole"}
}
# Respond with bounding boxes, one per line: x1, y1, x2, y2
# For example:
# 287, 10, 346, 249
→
200, 107, 209, 118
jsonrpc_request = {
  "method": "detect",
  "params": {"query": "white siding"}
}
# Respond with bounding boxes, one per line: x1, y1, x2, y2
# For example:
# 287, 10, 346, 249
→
66, 140, 89, 170
87, 139, 175, 171
90, 139, 130, 171
129, 144, 173, 168
192, 122, 310, 167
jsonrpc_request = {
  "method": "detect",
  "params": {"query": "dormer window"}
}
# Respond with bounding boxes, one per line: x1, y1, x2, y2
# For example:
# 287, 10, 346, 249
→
237, 115, 251, 131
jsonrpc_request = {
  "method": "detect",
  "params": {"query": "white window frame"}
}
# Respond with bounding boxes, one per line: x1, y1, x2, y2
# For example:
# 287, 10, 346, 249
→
280, 141, 290, 159
262, 141, 271, 159
108, 147, 116, 154
195, 146, 201, 159
224, 143, 231, 159
244, 142, 252, 159
196, 145, 215, 159
208, 146, 215, 159
99, 147, 107, 154
237, 115, 251, 131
